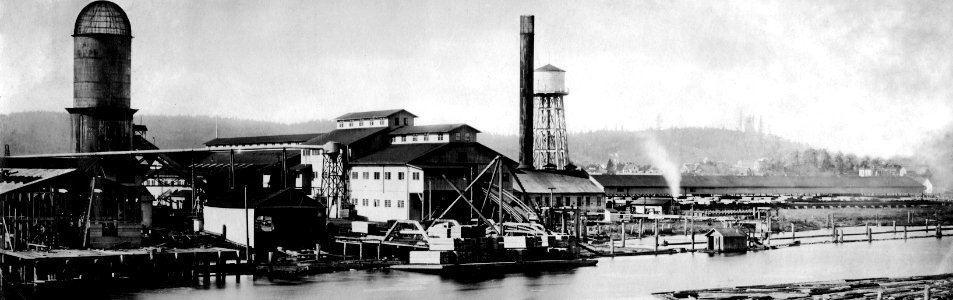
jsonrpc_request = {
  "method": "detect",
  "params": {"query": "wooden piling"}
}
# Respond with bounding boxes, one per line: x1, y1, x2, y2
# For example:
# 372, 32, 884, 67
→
654, 219, 659, 253
904, 226, 908, 239
638, 218, 644, 239
609, 235, 615, 255
893, 221, 897, 234
791, 224, 795, 242
867, 227, 872, 242
620, 223, 626, 248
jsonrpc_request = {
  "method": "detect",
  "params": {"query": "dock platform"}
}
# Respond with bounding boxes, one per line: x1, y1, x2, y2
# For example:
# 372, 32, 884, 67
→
389, 259, 598, 274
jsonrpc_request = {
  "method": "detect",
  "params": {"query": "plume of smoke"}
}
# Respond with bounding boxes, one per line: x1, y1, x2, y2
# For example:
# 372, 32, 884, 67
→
641, 134, 681, 198
916, 121, 953, 194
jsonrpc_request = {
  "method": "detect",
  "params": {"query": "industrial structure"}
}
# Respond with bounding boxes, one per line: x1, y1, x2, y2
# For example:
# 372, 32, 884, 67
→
68, 1, 136, 154
533, 64, 571, 170
518, 15, 535, 170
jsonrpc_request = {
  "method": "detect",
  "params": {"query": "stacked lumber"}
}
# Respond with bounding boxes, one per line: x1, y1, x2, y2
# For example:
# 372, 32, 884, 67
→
653, 273, 953, 299
408, 251, 455, 264
503, 236, 543, 249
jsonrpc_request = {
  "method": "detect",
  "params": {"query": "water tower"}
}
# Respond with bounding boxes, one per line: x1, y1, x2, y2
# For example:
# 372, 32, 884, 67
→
67, 1, 135, 153
532, 64, 570, 170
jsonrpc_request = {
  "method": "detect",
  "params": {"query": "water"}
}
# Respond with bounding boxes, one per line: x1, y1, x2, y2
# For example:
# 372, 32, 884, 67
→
97, 237, 953, 300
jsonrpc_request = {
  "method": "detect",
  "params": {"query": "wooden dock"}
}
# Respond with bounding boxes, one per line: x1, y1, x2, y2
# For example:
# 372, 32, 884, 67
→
389, 259, 598, 274
653, 273, 953, 299
0, 247, 249, 288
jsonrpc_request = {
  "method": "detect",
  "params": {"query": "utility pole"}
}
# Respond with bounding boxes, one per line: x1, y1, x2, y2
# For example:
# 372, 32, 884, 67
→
244, 185, 251, 262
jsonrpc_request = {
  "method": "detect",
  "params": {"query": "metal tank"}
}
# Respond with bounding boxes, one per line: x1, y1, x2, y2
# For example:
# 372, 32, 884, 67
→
67, 1, 136, 153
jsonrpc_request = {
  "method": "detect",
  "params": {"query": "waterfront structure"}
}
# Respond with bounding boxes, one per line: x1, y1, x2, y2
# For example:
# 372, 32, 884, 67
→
705, 228, 748, 252
203, 188, 325, 258
513, 169, 604, 212
348, 133, 512, 222
533, 64, 571, 170
593, 175, 927, 196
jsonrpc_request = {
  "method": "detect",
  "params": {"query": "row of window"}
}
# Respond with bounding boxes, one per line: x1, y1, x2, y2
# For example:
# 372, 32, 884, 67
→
337, 117, 413, 128
351, 171, 421, 181
393, 132, 471, 143
534, 196, 603, 207
357, 198, 406, 208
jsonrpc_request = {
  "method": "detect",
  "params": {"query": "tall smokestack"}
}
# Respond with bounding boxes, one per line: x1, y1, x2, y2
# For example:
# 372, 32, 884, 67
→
518, 15, 535, 169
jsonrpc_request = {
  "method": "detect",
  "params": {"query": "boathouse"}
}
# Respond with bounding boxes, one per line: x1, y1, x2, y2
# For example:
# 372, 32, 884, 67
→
705, 228, 748, 252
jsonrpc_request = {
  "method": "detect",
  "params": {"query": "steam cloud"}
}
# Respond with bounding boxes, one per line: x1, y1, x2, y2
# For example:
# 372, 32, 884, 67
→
916, 121, 953, 194
641, 134, 681, 198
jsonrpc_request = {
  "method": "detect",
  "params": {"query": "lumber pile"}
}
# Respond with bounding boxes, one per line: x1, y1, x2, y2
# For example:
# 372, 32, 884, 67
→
653, 273, 953, 299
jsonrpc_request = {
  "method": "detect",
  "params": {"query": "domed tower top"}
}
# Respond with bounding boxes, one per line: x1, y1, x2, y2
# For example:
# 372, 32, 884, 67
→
74, 1, 131, 36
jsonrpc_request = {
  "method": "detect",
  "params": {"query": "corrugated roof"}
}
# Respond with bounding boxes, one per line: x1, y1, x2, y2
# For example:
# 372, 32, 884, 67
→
349, 144, 445, 165
593, 175, 925, 189
190, 150, 299, 172
0, 168, 76, 195
302, 127, 389, 146
515, 170, 603, 194
705, 228, 747, 237
535, 64, 565, 72
335, 109, 417, 120
389, 124, 480, 135
205, 133, 325, 147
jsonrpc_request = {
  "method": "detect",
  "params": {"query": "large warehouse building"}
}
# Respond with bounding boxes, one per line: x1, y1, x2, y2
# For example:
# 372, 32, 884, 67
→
593, 175, 927, 197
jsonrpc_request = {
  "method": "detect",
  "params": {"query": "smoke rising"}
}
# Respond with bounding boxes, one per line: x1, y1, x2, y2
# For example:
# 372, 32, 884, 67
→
915, 121, 953, 194
641, 134, 681, 198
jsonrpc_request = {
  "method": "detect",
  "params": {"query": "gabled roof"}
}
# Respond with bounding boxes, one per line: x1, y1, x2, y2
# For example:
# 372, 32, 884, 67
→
0, 168, 76, 195
389, 124, 480, 135
593, 175, 925, 189
205, 133, 325, 147
349, 144, 445, 165
535, 64, 565, 72
303, 127, 389, 146
335, 109, 417, 120
705, 228, 747, 238
514, 170, 603, 194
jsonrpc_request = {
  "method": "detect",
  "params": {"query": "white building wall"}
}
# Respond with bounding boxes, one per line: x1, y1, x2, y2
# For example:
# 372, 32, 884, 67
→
349, 165, 424, 221
204, 206, 256, 247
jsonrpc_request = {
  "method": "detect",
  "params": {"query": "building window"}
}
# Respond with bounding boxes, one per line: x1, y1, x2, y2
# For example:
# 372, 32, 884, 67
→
465, 132, 471, 142
403, 117, 408, 125
454, 133, 461, 141
339, 122, 344, 128
423, 134, 429, 141
437, 134, 444, 141
348, 121, 353, 127
585, 197, 591, 206
373, 172, 381, 180
351, 172, 358, 179
373, 199, 380, 207
398, 172, 405, 180
362, 199, 369, 206
412, 172, 420, 180
401, 136, 406, 142
543, 197, 550, 206
393, 137, 397, 142
385, 200, 392, 207
398, 200, 405, 208
556, 197, 562, 206
534, 197, 541, 205
412, 135, 418, 142
596, 197, 603, 207
385, 172, 392, 180
362, 172, 369, 179
359, 120, 363, 126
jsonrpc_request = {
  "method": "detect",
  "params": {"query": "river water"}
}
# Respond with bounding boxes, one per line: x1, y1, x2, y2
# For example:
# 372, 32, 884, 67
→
99, 237, 953, 300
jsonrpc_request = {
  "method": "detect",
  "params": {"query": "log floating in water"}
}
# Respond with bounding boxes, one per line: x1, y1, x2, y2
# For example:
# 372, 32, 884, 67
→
653, 273, 953, 299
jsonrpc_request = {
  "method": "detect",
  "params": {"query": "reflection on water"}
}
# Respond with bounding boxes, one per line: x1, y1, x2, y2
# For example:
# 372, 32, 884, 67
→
41, 238, 953, 300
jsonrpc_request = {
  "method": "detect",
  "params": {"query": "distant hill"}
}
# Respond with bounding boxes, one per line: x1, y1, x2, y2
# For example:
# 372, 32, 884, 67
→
480, 128, 807, 167
0, 111, 335, 154
1, 112, 803, 165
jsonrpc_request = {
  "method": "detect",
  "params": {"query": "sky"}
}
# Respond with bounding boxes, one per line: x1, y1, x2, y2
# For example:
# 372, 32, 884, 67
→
1, 0, 951, 158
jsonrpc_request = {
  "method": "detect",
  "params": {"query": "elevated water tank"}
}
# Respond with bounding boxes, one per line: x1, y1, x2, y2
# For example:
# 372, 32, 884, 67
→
534, 64, 567, 95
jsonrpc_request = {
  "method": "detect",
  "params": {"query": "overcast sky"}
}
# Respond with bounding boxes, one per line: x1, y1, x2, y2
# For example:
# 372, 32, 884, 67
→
1, 0, 951, 158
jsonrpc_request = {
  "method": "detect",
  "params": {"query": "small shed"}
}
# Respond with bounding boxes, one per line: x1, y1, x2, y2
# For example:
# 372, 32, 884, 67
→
705, 228, 748, 252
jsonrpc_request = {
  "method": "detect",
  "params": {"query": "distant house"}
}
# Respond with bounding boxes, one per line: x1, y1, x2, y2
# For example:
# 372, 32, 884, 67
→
705, 228, 747, 252
629, 197, 676, 214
